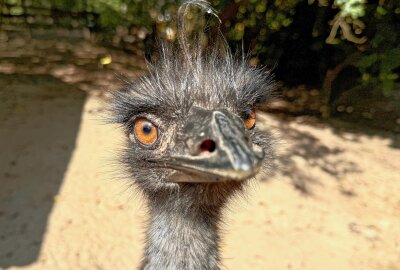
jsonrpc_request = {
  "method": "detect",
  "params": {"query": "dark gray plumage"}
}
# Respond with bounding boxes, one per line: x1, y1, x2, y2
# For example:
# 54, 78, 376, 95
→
107, 1, 276, 269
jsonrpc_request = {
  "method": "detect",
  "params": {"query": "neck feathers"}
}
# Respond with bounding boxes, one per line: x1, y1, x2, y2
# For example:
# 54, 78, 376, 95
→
140, 183, 242, 270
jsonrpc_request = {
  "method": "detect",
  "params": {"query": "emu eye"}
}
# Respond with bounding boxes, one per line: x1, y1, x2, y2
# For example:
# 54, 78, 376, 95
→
243, 109, 256, 129
133, 118, 158, 145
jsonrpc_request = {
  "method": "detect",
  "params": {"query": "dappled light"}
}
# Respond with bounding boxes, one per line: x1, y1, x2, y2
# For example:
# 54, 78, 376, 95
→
0, 1, 399, 269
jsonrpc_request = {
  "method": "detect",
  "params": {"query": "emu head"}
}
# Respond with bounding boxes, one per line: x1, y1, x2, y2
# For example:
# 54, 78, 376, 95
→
108, 2, 275, 202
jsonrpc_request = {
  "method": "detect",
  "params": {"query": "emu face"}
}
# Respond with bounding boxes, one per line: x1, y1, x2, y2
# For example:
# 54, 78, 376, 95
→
109, 47, 275, 194
165, 106, 264, 182
131, 106, 264, 183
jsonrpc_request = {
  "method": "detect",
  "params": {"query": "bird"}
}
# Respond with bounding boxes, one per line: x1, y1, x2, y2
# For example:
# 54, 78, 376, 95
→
107, 1, 276, 269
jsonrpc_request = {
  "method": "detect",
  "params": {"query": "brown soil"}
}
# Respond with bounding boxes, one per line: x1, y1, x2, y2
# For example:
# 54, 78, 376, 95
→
1, 32, 400, 270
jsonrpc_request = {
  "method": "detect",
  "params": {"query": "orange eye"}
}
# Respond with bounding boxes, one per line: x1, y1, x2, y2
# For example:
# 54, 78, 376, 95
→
133, 118, 158, 145
243, 109, 256, 129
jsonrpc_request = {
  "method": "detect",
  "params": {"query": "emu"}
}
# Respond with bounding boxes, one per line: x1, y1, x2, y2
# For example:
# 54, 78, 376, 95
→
107, 1, 275, 269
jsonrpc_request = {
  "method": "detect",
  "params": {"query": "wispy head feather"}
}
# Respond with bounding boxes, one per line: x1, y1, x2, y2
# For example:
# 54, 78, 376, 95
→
108, 0, 277, 127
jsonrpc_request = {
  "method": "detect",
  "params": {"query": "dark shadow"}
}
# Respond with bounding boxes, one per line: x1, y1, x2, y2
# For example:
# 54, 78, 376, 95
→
0, 74, 86, 267
263, 119, 362, 195
327, 118, 400, 150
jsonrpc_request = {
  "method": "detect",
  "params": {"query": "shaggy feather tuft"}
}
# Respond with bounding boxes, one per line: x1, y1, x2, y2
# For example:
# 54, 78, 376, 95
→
107, 2, 277, 129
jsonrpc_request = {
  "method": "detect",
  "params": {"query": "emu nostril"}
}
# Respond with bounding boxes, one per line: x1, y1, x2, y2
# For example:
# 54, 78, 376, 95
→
200, 139, 216, 153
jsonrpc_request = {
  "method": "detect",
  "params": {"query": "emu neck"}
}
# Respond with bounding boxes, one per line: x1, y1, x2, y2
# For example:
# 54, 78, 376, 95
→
141, 190, 225, 270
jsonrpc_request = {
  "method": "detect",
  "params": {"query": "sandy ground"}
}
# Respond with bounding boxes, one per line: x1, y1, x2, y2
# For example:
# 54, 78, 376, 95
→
1, 35, 400, 270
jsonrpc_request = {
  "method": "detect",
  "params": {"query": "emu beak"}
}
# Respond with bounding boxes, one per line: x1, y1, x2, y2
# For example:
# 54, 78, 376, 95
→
166, 107, 264, 182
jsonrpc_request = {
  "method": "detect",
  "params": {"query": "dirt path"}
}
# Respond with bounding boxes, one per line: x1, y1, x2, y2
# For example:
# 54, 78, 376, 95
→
1, 34, 400, 270
1, 92, 399, 270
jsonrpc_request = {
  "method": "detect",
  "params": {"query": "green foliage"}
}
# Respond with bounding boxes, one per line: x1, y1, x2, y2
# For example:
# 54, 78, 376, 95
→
358, 48, 400, 96
89, 0, 126, 28
335, 0, 366, 19
357, 54, 378, 69
355, 2, 400, 96
1, 0, 399, 98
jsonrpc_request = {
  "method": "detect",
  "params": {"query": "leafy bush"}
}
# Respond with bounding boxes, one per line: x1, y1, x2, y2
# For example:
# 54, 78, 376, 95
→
1, 0, 399, 98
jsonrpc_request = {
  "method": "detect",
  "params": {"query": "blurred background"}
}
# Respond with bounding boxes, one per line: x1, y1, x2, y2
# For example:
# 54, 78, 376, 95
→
0, 0, 399, 269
